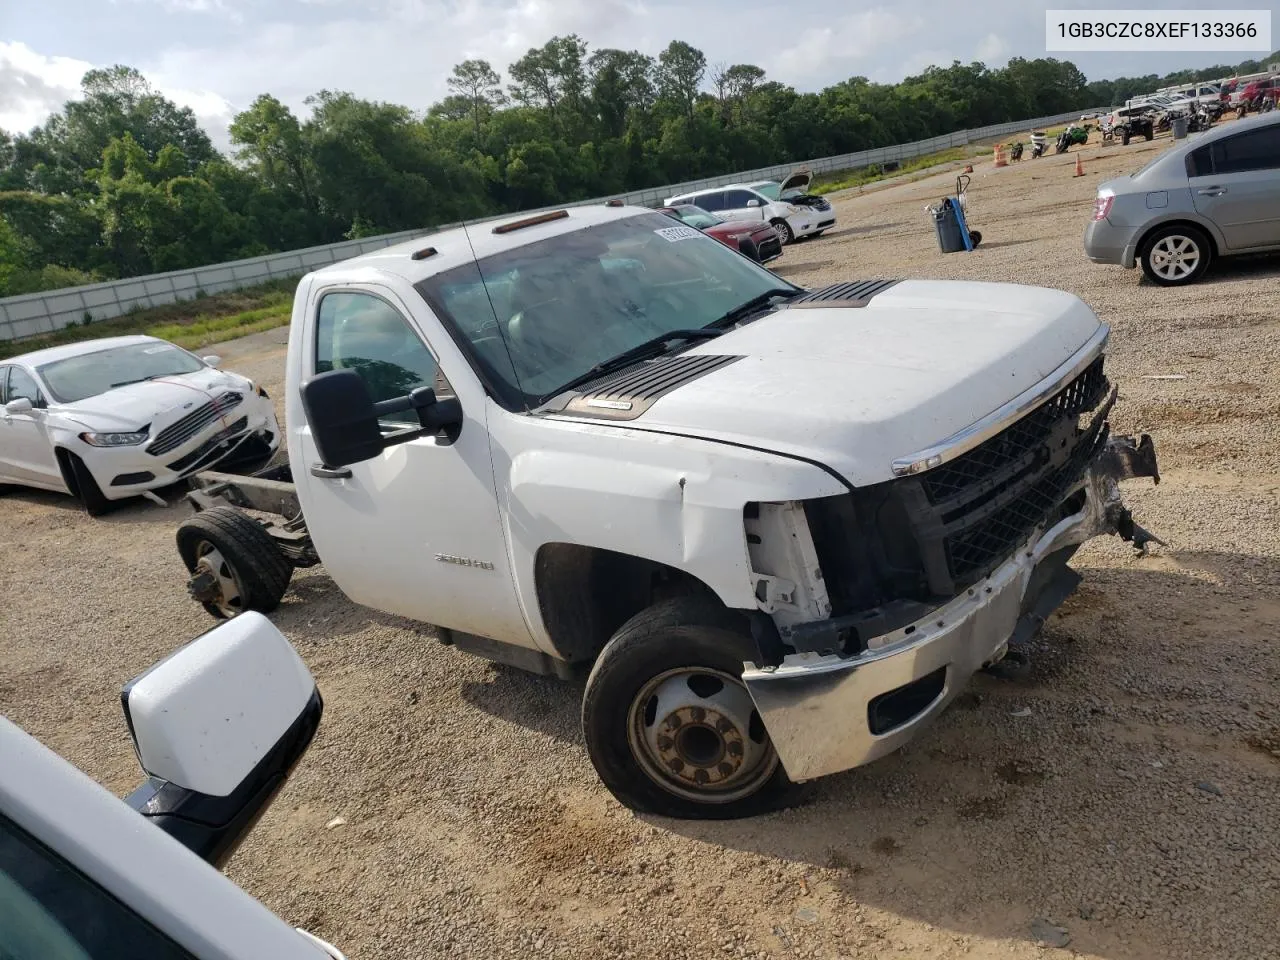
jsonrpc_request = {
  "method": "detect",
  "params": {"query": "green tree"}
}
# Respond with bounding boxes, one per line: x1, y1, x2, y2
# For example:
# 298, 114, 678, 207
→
229, 95, 316, 210
446, 59, 507, 134
656, 41, 706, 120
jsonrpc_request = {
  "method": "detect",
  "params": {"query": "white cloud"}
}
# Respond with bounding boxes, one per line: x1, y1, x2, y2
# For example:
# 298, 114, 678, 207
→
0, 42, 92, 133
976, 32, 1009, 65
769, 8, 927, 83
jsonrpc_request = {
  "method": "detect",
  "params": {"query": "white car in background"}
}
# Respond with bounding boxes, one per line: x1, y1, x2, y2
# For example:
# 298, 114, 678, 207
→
0, 335, 279, 515
665, 170, 836, 244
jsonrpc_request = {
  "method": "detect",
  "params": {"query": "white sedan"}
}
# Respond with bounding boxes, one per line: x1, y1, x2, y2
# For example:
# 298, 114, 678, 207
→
0, 335, 280, 515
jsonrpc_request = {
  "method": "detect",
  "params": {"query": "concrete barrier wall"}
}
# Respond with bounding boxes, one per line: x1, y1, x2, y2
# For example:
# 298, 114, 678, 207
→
0, 108, 1100, 341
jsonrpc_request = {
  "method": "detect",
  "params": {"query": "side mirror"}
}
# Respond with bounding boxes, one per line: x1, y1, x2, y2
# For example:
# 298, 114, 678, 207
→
121, 612, 322, 868
300, 368, 463, 469
737, 236, 761, 262
746, 199, 762, 207
202, 355, 222, 368
4, 398, 34, 415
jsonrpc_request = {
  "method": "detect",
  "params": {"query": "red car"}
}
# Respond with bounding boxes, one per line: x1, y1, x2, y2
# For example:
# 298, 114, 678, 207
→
657, 204, 783, 264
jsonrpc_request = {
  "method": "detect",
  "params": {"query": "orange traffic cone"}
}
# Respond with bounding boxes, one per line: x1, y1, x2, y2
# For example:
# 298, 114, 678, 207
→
963, 164, 973, 173
1073, 154, 1084, 177
993, 144, 1008, 168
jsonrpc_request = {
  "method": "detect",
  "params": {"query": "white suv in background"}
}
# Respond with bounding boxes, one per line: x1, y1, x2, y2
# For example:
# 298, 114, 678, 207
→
664, 174, 836, 244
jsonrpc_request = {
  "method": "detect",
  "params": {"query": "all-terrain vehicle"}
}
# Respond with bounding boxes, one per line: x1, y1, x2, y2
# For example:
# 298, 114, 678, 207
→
1107, 107, 1156, 145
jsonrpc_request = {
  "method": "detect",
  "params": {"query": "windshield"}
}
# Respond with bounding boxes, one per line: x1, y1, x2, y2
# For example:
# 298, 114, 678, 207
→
417, 212, 800, 408
669, 206, 720, 230
38, 342, 205, 403
750, 182, 782, 201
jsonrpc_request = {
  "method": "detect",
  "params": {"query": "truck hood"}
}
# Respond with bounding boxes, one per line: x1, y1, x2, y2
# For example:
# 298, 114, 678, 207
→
53, 368, 252, 432
576, 280, 1104, 487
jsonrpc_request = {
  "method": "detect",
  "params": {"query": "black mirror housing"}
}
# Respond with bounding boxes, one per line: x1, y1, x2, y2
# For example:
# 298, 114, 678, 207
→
301, 369, 389, 468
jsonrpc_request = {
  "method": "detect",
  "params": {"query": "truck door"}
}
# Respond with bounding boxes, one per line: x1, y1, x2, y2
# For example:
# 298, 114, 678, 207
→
292, 286, 532, 648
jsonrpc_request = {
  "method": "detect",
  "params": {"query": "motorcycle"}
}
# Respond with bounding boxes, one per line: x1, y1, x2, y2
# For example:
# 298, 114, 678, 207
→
1030, 132, 1048, 158
1010, 141, 1024, 161
1055, 124, 1090, 154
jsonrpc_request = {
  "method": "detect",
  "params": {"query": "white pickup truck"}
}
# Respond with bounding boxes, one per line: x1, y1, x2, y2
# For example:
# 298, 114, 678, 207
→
174, 202, 1161, 819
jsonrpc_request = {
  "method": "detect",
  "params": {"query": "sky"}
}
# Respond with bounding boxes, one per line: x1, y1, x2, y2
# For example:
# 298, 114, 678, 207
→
2, 0, 1274, 151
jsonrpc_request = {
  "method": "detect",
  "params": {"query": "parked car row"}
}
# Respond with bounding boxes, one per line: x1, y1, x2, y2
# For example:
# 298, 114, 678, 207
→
664, 170, 837, 245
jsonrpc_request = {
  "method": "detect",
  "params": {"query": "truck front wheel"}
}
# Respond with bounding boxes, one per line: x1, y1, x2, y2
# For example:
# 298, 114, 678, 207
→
176, 506, 293, 619
581, 598, 792, 819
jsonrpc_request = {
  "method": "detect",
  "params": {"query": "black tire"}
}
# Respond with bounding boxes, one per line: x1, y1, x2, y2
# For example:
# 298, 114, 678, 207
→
176, 505, 293, 619
1121, 129, 1131, 146
770, 218, 795, 244
61, 450, 111, 517
1144, 128, 1154, 142
1139, 224, 1212, 287
968, 230, 982, 248
581, 597, 793, 819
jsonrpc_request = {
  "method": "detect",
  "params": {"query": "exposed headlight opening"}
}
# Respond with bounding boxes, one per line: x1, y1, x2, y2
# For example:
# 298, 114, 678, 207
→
80, 430, 149, 447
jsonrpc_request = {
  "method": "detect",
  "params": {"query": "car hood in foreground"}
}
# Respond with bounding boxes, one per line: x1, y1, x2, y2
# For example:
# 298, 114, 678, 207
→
557, 279, 1104, 487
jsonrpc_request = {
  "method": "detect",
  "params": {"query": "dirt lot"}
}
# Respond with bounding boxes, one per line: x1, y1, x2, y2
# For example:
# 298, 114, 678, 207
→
4, 127, 1280, 960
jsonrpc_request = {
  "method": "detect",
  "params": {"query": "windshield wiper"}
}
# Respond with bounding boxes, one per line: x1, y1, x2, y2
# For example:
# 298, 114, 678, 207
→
707, 287, 800, 330
109, 374, 167, 389
555, 328, 724, 395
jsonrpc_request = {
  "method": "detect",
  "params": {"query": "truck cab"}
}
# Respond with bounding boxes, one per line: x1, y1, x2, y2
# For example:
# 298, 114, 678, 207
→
178, 203, 1161, 819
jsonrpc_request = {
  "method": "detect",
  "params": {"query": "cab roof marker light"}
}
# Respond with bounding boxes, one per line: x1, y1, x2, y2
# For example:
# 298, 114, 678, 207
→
491, 210, 570, 234
410, 246, 438, 261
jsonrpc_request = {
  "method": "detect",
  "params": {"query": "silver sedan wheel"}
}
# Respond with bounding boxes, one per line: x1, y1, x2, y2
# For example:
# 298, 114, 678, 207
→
1147, 234, 1202, 281
627, 666, 778, 803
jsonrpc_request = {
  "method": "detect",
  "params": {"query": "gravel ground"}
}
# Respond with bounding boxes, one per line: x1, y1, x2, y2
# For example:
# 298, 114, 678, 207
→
4, 124, 1280, 960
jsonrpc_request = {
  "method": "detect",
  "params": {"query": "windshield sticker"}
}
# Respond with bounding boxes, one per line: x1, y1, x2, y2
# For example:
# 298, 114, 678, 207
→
143, 346, 169, 354
654, 225, 702, 243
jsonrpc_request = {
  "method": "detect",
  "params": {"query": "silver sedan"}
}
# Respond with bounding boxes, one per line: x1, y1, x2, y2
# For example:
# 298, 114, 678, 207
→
1084, 113, 1280, 285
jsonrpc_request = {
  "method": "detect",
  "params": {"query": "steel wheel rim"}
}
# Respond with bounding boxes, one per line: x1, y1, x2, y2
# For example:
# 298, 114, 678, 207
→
1150, 235, 1200, 280
627, 666, 778, 804
194, 541, 244, 617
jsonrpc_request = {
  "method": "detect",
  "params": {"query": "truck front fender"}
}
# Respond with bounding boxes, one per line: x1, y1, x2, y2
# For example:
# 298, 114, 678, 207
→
494, 421, 847, 654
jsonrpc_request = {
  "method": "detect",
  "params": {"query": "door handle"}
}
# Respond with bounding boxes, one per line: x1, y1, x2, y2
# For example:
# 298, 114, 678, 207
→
1196, 186, 1227, 196
310, 463, 352, 480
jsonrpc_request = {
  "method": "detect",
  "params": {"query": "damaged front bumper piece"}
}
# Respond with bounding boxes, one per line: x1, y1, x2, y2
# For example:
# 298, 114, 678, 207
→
741, 433, 1161, 784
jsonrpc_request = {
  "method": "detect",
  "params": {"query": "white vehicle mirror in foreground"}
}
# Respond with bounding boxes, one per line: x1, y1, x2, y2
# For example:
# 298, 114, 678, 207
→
4, 398, 33, 415
121, 611, 322, 868
202, 354, 222, 367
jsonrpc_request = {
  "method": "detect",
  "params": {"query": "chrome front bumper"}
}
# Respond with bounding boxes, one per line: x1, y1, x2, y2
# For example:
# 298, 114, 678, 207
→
742, 443, 1158, 782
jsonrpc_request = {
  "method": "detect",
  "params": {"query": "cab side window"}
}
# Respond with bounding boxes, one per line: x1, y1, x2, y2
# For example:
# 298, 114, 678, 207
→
314, 292, 444, 428
0, 815, 198, 959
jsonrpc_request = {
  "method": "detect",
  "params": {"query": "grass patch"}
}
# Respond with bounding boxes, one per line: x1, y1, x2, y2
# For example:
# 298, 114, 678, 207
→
0, 277, 298, 360
812, 147, 981, 195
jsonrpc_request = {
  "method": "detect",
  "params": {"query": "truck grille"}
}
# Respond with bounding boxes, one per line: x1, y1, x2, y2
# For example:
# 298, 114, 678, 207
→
805, 355, 1111, 623
147, 392, 244, 456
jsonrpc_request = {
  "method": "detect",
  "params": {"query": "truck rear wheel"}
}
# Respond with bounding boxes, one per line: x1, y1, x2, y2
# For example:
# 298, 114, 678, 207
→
176, 506, 293, 619
581, 597, 792, 819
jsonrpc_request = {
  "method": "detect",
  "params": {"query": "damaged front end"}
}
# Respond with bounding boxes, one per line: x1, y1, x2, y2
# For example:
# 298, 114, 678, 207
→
739, 327, 1162, 782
